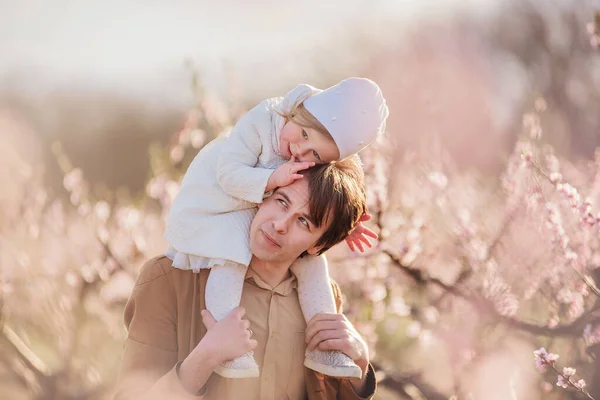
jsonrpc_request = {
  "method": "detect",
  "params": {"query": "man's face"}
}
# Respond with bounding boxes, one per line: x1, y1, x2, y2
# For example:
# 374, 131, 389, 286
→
249, 178, 331, 265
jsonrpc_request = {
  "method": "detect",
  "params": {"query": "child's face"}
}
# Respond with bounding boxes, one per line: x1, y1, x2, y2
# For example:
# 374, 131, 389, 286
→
279, 120, 340, 163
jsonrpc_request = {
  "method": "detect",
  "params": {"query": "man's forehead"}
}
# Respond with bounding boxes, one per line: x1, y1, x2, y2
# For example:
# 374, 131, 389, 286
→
276, 179, 333, 230
276, 179, 310, 209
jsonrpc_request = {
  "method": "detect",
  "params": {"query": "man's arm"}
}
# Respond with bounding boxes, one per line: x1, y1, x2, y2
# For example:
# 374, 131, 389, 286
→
113, 258, 257, 400
113, 258, 221, 400
313, 281, 377, 399
113, 258, 198, 400
305, 312, 375, 398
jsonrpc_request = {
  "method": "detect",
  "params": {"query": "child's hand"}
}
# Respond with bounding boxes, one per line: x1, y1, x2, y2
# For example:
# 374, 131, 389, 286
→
267, 157, 315, 191
345, 213, 378, 252
199, 307, 257, 364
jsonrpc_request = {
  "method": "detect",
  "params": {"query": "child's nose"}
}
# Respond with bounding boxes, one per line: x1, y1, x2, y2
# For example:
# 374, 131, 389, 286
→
296, 144, 312, 160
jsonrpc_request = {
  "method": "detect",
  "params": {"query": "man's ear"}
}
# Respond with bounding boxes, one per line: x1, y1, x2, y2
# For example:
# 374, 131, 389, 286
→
306, 244, 324, 256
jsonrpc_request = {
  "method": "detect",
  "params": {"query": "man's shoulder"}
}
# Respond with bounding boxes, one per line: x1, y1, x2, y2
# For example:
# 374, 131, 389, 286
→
134, 256, 174, 286
135, 256, 208, 287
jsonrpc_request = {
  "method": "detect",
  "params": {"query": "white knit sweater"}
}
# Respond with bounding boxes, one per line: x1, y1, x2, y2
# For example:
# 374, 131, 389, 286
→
164, 85, 318, 269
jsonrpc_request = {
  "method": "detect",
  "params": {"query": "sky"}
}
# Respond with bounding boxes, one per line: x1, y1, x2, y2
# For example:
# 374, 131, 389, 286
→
0, 0, 501, 104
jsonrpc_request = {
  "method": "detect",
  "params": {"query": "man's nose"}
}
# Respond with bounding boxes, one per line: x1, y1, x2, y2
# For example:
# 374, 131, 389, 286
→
272, 214, 292, 233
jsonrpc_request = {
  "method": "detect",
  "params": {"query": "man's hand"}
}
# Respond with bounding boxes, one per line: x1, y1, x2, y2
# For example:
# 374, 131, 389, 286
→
266, 157, 315, 192
345, 213, 378, 252
200, 307, 257, 364
305, 312, 369, 375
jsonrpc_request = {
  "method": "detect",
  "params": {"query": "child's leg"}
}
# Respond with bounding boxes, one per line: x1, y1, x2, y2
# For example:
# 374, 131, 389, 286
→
205, 261, 247, 321
290, 255, 337, 320
290, 255, 363, 379
206, 262, 259, 379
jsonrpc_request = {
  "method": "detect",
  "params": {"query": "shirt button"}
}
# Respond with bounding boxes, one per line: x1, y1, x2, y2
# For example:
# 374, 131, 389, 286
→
265, 374, 272, 381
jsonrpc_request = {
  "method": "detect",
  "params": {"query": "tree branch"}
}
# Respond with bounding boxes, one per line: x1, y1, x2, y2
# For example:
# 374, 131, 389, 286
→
0, 324, 51, 379
383, 249, 594, 337
372, 361, 449, 400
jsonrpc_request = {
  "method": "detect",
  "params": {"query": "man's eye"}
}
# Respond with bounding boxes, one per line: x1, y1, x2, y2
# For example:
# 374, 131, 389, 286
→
302, 130, 308, 139
313, 150, 320, 160
298, 217, 309, 227
277, 199, 286, 207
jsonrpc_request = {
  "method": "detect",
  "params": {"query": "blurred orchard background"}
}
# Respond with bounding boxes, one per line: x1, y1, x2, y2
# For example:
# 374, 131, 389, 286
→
2, 0, 600, 399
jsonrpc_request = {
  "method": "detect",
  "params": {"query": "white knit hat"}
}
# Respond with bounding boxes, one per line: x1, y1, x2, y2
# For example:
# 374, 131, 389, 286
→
303, 77, 389, 159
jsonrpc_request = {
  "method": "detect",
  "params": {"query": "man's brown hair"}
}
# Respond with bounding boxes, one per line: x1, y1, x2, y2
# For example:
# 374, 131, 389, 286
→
301, 154, 367, 256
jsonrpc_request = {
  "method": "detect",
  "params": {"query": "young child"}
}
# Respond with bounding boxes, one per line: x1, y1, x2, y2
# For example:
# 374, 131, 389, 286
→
165, 78, 388, 379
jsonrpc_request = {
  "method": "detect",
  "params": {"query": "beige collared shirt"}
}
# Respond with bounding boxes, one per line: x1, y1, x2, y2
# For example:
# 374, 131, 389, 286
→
113, 256, 376, 400
207, 267, 307, 400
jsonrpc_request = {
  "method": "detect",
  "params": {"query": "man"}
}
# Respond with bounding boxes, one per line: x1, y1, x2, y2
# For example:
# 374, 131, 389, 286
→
113, 156, 377, 399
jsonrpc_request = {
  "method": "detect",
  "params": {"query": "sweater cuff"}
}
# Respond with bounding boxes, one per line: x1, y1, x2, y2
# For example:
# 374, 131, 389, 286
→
249, 168, 276, 204
151, 361, 207, 399
339, 363, 377, 399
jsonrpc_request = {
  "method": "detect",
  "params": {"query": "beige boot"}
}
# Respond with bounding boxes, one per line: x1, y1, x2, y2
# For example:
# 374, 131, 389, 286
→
304, 349, 362, 379
214, 351, 260, 379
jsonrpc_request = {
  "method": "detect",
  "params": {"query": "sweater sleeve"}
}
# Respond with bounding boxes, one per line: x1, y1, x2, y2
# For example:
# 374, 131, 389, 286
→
216, 100, 277, 204
337, 364, 377, 399
112, 258, 206, 400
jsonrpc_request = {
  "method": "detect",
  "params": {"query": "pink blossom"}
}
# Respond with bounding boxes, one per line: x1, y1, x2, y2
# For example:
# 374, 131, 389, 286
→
418, 329, 433, 348
556, 375, 568, 388
63, 168, 84, 192
427, 171, 448, 190
94, 201, 111, 222
545, 154, 560, 172
545, 352, 559, 364
146, 175, 167, 199
363, 281, 387, 302
547, 315, 560, 328
556, 288, 573, 304
534, 348, 559, 372
575, 379, 586, 389
170, 145, 185, 164
190, 128, 206, 148
584, 324, 600, 345
540, 381, 553, 393
406, 321, 421, 338
422, 306, 439, 324
549, 172, 562, 183
65, 272, 80, 287
483, 273, 519, 316
534, 98, 547, 112
567, 293, 585, 321
177, 128, 191, 146
388, 296, 411, 317
533, 348, 548, 370
521, 151, 533, 164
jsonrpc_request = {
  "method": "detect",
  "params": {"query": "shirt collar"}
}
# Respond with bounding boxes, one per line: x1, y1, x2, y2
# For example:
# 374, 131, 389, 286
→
245, 267, 298, 296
